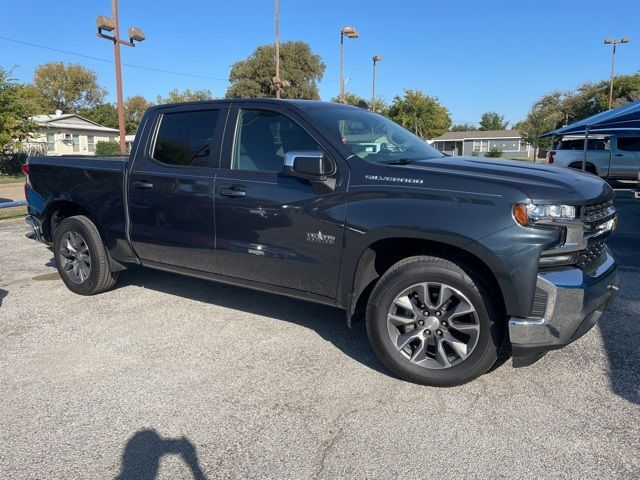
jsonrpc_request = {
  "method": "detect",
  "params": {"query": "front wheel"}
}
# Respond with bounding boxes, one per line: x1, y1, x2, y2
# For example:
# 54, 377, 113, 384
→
366, 255, 504, 387
53, 215, 119, 295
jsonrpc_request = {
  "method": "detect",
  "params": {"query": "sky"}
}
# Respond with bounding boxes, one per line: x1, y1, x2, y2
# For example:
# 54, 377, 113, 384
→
1, 0, 638, 126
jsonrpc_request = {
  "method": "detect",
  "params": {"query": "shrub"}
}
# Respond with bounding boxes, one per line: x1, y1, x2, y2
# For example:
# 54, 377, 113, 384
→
486, 146, 503, 158
95, 141, 121, 156
0, 153, 27, 176
471, 149, 479, 156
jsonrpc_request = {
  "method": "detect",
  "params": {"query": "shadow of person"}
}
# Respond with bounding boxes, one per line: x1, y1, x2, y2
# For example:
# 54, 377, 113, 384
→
0, 288, 7, 307
115, 429, 207, 480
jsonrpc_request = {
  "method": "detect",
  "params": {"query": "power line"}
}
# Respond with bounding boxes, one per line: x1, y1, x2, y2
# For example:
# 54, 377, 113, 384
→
0, 35, 228, 82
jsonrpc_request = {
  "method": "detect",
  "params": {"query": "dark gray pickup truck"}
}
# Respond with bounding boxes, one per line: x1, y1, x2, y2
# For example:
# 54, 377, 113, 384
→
23, 99, 620, 386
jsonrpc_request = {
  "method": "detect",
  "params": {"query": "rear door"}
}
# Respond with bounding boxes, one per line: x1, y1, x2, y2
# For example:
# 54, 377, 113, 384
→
128, 104, 227, 272
213, 105, 348, 299
610, 136, 640, 178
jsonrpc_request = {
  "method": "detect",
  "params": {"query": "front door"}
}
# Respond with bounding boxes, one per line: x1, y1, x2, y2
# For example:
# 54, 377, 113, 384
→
611, 136, 640, 178
128, 105, 226, 272
214, 107, 348, 299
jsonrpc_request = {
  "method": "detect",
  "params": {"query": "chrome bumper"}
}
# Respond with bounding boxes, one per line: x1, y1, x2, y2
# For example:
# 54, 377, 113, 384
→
509, 251, 619, 364
25, 215, 48, 245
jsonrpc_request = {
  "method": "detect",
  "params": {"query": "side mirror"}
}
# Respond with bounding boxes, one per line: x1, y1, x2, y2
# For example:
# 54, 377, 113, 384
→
284, 151, 332, 180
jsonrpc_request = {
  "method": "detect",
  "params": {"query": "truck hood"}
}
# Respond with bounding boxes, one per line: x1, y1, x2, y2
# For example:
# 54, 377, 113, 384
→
404, 156, 613, 204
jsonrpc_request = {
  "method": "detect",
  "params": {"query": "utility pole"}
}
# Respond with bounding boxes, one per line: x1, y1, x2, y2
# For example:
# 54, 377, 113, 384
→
604, 36, 630, 109
274, 0, 281, 99
96, 0, 145, 154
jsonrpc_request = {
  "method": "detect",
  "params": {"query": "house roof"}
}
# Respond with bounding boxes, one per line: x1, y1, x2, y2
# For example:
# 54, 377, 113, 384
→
31, 113, 119, 133
430, 130, 522, 141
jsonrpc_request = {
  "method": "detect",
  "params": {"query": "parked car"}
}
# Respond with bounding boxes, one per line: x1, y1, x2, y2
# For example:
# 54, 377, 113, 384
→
22, 100, 620, 386
548, 135, 640, 179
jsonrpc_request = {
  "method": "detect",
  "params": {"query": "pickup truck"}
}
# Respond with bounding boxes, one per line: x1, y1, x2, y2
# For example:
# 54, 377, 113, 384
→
548, 135, 640, 179
23, 99, 620, 386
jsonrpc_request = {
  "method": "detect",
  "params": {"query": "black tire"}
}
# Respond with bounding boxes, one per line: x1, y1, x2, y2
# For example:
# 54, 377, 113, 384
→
366, 255, 504, 387
569, 162, 598, 176
53, 215, 118, 295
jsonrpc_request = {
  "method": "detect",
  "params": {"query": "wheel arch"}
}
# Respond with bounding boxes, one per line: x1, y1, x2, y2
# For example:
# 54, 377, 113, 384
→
568, 161, 599, 175
346, 236, 507, 325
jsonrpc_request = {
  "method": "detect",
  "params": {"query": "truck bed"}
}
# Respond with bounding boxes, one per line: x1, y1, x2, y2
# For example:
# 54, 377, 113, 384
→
26, 155, 136, 263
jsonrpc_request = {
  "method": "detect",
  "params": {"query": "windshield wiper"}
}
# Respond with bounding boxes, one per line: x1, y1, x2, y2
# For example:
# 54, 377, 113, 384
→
381, 158, 415, 165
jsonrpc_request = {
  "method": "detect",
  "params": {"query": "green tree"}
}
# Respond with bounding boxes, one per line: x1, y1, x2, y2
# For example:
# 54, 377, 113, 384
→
226, 41, 325, 99
388, 89, 451, 139
479, 111, 508, 130
516, 96, 564, 160
0, 68, 38, 154
156, 88, 214, 104
331, 92, 366, 106
450, 123, 478, 132
125, 95, 152, 132
79, 103, 119, 130
33, 62, 106, 112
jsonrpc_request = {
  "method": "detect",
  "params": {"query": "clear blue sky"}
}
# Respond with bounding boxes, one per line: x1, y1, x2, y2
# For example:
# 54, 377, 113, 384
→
1, 0, 638, 125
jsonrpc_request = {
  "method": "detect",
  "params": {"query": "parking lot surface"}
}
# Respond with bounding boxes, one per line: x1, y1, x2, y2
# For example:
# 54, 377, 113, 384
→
0, 192, 638, 479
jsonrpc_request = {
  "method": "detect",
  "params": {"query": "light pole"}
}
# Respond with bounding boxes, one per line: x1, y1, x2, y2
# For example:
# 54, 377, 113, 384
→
96, 0, 145, 155
604, 36, 630, 109
339, 26, 359, 103
371, 55, 382, 112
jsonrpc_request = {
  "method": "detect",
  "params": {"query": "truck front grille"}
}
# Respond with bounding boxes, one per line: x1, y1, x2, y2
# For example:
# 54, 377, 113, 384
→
581, 199, 614, 223
575, 241, 606, 270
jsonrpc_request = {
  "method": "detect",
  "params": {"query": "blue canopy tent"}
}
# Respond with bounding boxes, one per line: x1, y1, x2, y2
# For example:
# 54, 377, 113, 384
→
541, 99, 640, 171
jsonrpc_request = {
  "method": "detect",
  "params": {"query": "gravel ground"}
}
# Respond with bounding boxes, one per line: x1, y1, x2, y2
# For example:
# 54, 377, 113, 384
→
0, 193, 638, 479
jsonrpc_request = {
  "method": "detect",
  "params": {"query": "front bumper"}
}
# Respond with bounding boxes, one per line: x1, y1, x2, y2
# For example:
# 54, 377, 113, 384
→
508, 250, 619, 366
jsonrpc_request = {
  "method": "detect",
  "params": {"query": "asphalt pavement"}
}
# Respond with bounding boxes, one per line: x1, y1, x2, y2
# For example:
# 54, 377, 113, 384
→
0, 190, 638, 479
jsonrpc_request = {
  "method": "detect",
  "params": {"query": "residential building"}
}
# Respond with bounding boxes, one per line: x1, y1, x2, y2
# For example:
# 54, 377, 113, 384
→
428, 130, 532, 159
26, 110, 119, 156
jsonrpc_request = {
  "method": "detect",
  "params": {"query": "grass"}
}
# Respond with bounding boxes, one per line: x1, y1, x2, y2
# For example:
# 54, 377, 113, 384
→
0, 175, 23, 184
0, 205, 27, 221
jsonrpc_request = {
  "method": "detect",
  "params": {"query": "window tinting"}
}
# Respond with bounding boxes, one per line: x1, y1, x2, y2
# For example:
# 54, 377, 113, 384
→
233, 109, 319, 172
617, 137, 640, 152
153, 110, 219, 166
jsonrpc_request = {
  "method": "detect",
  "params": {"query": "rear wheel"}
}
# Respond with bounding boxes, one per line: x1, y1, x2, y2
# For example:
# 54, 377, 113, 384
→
569, 162, 598, 175
366, 255, 504, 386
53, 215, 118, 295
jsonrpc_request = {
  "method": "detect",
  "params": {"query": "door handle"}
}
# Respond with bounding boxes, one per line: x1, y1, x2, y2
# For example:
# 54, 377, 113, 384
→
219, 187, 246, 198
614, 153, 624, 157
133, 181, 154, 189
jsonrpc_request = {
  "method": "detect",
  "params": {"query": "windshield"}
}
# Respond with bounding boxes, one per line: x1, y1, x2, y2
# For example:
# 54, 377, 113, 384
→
306, 107, 444, 164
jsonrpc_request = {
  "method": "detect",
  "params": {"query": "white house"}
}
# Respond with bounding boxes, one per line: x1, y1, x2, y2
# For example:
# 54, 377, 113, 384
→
26, 110, 119, 156
428, 130, 533, 159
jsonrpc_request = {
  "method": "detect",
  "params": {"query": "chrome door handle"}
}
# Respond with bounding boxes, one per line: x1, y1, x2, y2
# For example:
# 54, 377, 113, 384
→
133, 181, 154, 189
219, 187, 246, 198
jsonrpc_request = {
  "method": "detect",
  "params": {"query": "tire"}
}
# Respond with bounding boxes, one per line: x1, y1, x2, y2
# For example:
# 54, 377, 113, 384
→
366, 255, 504, 387
569, 163, 598, 176
53, 215, 119, 295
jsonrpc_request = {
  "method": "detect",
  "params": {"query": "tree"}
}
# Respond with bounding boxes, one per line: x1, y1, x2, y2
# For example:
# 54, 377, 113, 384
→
226, 41, 325, 99
33, 62, 106, 112
388, 89, 451, 139
330, 92, 366, 106
516, 96, 564, 160
156, 88, 214, 104
479, 111, 508, 130
450, 123, 478, 132
125, 95, 152, 132
79, 103, 119, 130
0, 68, 38, 154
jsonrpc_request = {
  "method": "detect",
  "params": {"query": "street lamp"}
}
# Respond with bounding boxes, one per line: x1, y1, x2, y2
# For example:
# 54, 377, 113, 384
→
371, 55, 382, 112
96, 0, 145, 155
604, 36, 630, 109
339, 26, 359, 103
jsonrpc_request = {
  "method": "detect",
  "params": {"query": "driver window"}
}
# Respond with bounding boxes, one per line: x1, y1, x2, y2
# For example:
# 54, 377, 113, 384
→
232, 109, 319, 172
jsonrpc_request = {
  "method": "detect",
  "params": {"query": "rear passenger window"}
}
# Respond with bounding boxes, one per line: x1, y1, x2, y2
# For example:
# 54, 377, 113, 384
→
617, 137, 640, 152
152, 110, 219, 167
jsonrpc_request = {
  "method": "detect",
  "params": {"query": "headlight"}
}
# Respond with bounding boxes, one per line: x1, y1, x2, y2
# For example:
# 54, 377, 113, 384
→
513, 203, 576, 226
